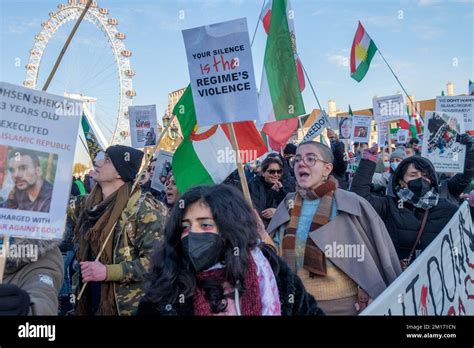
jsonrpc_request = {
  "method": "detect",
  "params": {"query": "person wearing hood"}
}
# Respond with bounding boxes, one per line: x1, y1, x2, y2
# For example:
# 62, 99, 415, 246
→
0, 238, 64, 315
70, 145, 168, 315
350, 145, 459, 266
266, 141, 401, 315
371, 147, 407, 196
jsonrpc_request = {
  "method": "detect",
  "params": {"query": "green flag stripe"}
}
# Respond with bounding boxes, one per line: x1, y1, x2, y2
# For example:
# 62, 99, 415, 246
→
265, 0, 305, 120
351, 41, 378, 82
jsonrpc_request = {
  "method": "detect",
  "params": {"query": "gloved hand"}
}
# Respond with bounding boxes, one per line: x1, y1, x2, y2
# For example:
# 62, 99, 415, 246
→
0, 284, 31, 315
457, 133, 473, 146
361, 144, 379, 163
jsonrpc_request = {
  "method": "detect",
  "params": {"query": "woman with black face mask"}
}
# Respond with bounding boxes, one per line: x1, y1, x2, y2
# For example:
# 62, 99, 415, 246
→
138, 184, 324, 316
350, 146, 458, 266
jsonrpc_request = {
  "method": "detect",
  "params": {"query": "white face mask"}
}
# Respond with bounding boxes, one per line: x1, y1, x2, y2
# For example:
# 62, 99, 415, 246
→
383, 161, 390, 168
390, 162, 399, 171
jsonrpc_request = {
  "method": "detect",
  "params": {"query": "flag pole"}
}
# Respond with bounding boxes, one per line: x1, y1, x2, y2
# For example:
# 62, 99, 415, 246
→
42, 0, 93, 91
376, 49, 422, 121
297, 53, 324, 112
227, 123, 252, 207
251, 0, 267, 46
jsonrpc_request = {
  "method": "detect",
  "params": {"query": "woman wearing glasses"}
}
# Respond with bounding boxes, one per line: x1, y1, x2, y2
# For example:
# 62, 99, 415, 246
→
267, 141, 401, 315
248, 156, 288, 228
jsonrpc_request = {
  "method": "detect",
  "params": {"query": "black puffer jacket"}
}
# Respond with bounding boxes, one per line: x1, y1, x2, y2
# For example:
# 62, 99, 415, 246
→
248, 176, 287, 226
350, 157, 458, 260
137, 245, 324, 316
330, 139, 348, 190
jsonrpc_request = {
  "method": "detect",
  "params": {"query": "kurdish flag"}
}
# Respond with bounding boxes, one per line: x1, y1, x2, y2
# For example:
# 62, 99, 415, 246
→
172, 87, 267, 194
258, 0, 305, 125
350, 21, 378, 82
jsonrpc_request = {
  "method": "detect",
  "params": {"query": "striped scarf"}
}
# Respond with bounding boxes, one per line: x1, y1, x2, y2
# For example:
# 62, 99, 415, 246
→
282, 176, 338, 277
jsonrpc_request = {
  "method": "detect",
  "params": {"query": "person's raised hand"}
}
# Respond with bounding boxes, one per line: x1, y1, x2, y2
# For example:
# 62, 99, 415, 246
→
361, 144, 379, 163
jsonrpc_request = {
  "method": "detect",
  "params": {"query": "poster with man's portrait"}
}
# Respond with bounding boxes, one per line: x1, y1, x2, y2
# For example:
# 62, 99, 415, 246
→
0, 82, 81, 240
422, 112, 466, 173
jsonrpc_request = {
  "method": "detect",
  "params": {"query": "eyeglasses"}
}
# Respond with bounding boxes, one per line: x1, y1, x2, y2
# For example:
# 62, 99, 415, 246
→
290, 154, 328, 168
266, 169, 282, 175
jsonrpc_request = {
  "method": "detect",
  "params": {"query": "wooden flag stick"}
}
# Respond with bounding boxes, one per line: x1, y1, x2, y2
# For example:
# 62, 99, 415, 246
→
0, 236, 10, 284
227, 123, 252, 206
78, 114, 177, 301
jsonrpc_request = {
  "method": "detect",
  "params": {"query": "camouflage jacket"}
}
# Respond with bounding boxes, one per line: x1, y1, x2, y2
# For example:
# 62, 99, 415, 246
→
69, 190, 167, 315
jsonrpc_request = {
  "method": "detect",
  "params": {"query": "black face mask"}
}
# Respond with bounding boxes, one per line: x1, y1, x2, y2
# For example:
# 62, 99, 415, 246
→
406, 177, 432, 197
182, 232, 224, 273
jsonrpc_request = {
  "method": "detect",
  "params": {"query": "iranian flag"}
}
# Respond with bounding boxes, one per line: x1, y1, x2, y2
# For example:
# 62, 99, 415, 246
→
259, 0, 305, 150
172, 87, 267, 193
350, 21, 378, 82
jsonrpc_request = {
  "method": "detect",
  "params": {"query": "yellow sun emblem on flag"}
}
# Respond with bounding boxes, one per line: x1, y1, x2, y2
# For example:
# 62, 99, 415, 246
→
355, 43, 367, 61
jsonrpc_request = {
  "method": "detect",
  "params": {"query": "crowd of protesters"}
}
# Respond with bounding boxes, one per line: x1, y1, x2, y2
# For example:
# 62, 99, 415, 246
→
0, 129, 472, 316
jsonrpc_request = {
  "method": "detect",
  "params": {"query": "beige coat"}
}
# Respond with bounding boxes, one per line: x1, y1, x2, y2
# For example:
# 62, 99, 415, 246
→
267, 189, 402, 299
3, 240, 64, 315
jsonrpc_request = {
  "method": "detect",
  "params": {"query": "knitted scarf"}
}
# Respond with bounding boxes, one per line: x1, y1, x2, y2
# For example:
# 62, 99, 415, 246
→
74, 182, 132, 315
282, 176, 338, 277
193, 254, 262, 316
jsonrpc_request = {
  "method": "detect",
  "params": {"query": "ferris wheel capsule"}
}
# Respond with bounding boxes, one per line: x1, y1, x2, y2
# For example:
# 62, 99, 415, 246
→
120, 130, 129, 138
26, 64, 37, 70
108, 18, 118, 25
23, 81, 33, 87
125, 69, 135, 77
121, 50, 132, 57
115, 32, 125, 40
68, 0, 77, 5
58, 4, 67, 10
126, 90, 136, 98
99, 8, 109, 15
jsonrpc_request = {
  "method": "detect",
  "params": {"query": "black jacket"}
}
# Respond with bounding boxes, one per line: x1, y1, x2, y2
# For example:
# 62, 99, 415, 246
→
248, 176, 287, 226
350, 158, 458, 260
330, 140, 348, 190
137, 245, 324, 316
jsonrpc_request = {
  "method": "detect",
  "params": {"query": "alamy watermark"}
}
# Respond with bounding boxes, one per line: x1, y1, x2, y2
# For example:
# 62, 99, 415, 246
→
324, 242, 365, 262
0, 243, 38, 262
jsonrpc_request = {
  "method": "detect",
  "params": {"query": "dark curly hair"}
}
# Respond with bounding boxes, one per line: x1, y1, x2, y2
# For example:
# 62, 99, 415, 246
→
143, 184, 261, 313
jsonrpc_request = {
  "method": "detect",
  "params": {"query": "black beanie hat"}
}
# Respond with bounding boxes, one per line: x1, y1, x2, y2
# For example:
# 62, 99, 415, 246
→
105, 145, 144, 182
284, 143, 297, 156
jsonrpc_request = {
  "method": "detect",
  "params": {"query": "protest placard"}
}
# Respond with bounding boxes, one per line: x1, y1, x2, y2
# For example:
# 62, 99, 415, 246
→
150, 150, 173, 192
302, 110, 330, 142
373, 94, 404, 124
0, 82, 81, 240
351, 115, 372, 143
377, 122, 389, 147
182, 18, 259, 127
338, 117, 352, 140
436, 96, 473, 132
396, 129, 409, 144
128, 105, 158, 148
421, 111, 466, 173
362, 202, 473, 315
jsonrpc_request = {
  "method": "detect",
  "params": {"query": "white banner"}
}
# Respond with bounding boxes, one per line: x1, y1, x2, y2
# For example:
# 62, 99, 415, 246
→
0, 82, 81, 240
150, 150, 173, 192
182, 18, 259, 127
373, 94, 405, 124
351, 115, 372, 143
362, 202, 474, 315
302, 110, 330, 142
436, 96, 474, 132
128, 105, 158, 148
421, 111, 466, 173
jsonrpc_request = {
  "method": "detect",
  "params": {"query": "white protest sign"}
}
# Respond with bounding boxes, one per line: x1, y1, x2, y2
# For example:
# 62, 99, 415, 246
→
351, 115, 372, 143
436, 96, 474, 132
128, 105, 158, 148
182, 18, 259, 127
396, 129, 409, 144
150, 150, 173, 192
302, 110, 330, 142
421, 111, 466, 173
373, 94, 405, 124
338, 116, 352, 140
377, 122, 389, 146
362, 202, 474, 315
0, 82, 81, 240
